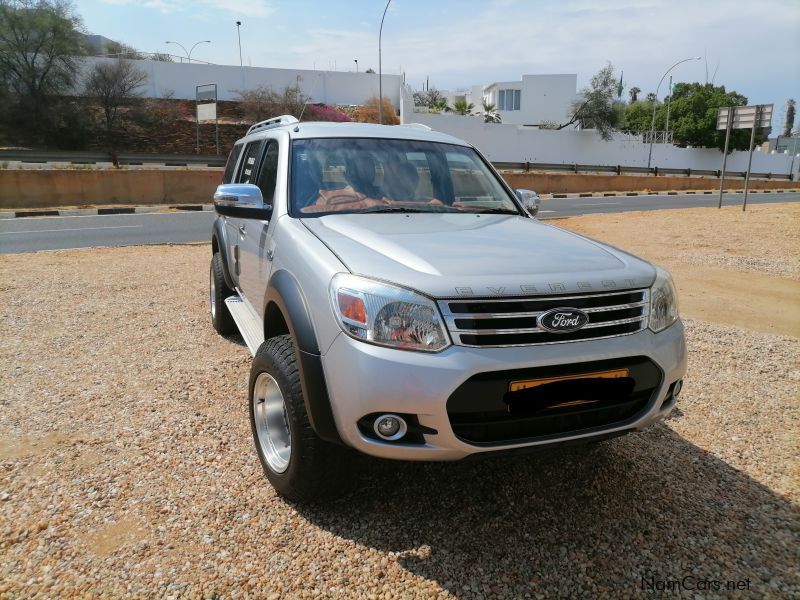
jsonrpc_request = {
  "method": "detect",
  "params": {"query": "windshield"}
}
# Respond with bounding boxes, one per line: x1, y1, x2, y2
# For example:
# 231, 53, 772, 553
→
290, 138, 521, 216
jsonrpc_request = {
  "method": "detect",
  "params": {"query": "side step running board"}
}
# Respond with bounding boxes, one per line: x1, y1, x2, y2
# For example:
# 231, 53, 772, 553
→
224, 296, 264, 357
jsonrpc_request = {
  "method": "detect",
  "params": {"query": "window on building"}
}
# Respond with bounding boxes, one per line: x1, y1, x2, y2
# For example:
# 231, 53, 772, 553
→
497, 89, 521, 111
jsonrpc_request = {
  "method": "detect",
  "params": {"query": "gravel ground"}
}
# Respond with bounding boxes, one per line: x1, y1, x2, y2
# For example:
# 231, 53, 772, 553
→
1, 207, 799, 598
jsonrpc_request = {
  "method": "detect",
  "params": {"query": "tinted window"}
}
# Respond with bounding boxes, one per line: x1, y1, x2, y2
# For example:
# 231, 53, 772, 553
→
222, 143, 243, 184
236, 141, 264, 184
290, 138, 520, 216
257, 141, 279, 203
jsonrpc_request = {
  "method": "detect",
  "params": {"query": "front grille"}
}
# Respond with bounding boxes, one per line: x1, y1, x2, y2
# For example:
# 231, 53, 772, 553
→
447, 357, 662, 445
439, 289, 649, 347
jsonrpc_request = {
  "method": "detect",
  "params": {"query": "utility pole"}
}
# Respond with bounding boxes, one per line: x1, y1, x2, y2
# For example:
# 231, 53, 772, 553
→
378, 0, 392, 124
664, 76, 673, 141
236, 22, 243, 67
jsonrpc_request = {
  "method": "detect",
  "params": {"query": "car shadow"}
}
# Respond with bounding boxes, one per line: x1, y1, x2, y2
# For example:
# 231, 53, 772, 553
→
293, 425, 799, 597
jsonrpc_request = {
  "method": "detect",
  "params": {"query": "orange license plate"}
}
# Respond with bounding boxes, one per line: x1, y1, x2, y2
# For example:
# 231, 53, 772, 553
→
509, 368, 630, 393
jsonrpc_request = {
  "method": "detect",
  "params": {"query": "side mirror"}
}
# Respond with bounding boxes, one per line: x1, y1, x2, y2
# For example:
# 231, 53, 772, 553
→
213, 184, 273, 220
515, 188, 540, 217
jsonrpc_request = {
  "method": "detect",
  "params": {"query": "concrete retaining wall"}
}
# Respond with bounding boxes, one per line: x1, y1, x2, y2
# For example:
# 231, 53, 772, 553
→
0, 169, 796, 210
0, 170, 222, 210
501, 173, 797, 194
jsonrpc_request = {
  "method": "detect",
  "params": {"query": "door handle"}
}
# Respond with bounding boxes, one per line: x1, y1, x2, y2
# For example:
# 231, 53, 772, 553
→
238, 224, 246, 236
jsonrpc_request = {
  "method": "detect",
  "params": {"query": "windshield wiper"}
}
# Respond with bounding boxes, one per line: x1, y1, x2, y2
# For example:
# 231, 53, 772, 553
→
469, 208, 519, 215
359, 205, 452, 214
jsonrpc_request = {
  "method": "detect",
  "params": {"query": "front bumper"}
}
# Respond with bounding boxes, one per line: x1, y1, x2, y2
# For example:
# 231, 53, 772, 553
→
321, 320, 687, 460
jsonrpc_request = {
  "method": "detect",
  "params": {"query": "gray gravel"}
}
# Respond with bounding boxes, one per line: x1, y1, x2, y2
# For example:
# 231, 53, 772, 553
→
1, 245, 798, 599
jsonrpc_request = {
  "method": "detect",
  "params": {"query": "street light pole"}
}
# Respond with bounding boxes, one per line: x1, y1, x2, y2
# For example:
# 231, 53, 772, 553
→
646, 56, 701, 171
188, 40, 211, 62
378, 0, 392, 124
354, 59, 358, 72
165, 41, 189, 63
236, 22, 243, 67
165, 40, 210, 63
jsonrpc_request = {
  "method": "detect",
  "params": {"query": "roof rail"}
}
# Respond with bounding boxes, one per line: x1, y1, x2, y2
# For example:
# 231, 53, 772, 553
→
247, 115, 299, 136
401, 122, 432, 131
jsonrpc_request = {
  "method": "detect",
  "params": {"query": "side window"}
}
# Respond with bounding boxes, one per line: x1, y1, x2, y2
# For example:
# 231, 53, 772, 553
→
236, 141, 264, 184
222, 143, 243, 184
257, 141, 279, 203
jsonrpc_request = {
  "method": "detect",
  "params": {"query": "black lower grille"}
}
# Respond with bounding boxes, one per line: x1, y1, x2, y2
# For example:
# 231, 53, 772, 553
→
447, 357, 662, 445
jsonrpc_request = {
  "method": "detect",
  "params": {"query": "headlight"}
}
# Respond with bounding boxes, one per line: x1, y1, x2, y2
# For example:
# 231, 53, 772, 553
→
649, 266, 679, 333
330, 273, 450, 352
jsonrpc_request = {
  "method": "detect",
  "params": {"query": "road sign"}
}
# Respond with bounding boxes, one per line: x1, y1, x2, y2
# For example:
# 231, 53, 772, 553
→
717, 104, 774, 212
717, 104, 773, 130
197, 102, 217, 122
196, 84, 217, 102
195, 84, 219, 155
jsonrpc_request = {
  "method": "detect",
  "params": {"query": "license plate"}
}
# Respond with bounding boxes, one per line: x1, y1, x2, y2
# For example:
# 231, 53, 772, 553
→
509, 368, 630, 393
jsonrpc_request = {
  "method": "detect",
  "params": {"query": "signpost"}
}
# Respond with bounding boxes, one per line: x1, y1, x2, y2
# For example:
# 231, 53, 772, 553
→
196, 84, 219, 155
716, 104, 772, 211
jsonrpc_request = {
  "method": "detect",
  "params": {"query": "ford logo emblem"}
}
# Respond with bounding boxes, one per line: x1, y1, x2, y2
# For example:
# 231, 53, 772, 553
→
538, 307, 589, 333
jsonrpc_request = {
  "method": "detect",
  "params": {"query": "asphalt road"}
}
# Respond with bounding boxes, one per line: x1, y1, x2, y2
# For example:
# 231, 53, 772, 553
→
1, 192, 798, 254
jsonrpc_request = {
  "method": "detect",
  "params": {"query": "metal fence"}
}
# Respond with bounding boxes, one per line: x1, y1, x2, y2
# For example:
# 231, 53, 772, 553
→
0, 150, 792, 180
0, 150, 226, 167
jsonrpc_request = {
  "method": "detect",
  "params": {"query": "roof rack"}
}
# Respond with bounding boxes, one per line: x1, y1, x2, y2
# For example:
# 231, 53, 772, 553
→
246, 115, 299, 136
401, 123, 432, 131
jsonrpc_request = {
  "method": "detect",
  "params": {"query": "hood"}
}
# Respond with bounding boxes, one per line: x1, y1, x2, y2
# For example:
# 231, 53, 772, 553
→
302, 214, 655, 297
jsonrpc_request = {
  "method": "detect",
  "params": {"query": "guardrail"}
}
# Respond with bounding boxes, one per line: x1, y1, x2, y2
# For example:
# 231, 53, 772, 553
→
492, 161, 793, 180
0, 151, 792, 180
0, 150, 226, 167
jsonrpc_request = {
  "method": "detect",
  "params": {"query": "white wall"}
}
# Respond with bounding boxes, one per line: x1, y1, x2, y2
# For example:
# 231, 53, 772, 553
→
405, 113, 797, 176
519, 74, 578, 126
77, 57, 402, 106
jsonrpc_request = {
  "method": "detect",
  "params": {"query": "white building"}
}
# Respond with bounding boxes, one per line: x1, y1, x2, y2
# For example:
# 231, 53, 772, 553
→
77, 57, 403, 108
440, 74, 578, 126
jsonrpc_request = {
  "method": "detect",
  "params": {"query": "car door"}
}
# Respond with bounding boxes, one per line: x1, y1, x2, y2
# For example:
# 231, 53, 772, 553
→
239, 138, 280, 312
227, 139, 265, 298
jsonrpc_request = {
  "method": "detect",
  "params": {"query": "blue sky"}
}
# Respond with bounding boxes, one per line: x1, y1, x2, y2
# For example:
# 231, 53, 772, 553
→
76, 0, 799, 126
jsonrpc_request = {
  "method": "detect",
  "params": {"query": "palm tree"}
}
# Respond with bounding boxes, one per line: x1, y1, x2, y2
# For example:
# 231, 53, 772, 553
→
453, 99, 474, 115
481, 101, 500, 123
430, 97, 450, 114
646, 92, 657, 103
628, 86, 641, 103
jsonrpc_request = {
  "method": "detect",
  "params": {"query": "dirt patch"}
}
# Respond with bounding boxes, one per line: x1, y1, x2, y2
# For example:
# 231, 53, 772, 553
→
557, 203, 800, 337
1, 209, 798, 597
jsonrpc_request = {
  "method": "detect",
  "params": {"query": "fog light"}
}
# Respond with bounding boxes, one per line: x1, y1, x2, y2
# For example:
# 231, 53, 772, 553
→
673, 379, 683, 397
373, 414, 407, 441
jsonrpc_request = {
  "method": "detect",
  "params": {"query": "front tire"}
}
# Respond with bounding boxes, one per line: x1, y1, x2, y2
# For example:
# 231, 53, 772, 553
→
249, 335, 352, 501
210, 252, 236, 335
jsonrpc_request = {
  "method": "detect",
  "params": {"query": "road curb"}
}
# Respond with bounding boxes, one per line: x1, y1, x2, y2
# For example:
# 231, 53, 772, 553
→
1, 204, 214, 218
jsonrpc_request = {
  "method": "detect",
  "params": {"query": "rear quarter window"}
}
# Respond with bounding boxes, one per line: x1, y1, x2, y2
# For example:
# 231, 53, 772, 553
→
222, 143, 243, 184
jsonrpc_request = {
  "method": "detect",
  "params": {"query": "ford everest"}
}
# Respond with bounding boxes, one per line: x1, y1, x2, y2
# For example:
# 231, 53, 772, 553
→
209, 115, 686, 501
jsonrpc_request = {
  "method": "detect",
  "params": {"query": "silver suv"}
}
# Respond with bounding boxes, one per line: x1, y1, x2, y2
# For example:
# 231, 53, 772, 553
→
210, 115, 686, 501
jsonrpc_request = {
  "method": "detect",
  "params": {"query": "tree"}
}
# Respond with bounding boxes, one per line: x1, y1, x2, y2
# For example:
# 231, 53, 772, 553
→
645, 92, 657, 103
429, 97, 450, 114
481, 101, 500, 123
354, 96, 399, 124
663, 82, 766, 151
0, 0, 87, 138
412, 87, 444, 109
83, 58, 147, 160
103, 39, 144, 60
557, 62, 619, 140
452, 99, 474, 115
236, 82, 308, 122
783, 99, 796, 137
622, 100, 656, 131
365, 68, 375, 74
628, 86, 640, 103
